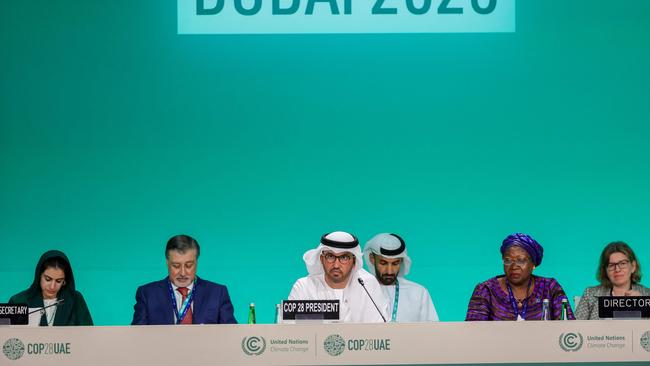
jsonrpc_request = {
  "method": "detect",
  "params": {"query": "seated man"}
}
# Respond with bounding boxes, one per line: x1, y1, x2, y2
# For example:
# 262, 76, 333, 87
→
288, 231, 388, 323
132, 234, 237, 325
364, 233, 439, 322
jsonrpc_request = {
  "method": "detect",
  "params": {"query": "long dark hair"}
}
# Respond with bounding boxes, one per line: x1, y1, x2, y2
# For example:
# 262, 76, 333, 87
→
596, 241, 642, 288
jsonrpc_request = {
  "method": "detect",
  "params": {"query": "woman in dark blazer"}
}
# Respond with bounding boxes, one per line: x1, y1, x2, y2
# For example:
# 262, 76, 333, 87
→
9, 250, 93, 326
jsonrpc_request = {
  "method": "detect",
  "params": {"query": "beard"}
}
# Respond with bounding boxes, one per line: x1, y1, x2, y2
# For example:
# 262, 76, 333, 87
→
326, 267, 352, 284
377, 274, 396, 285
374, 264, 397, 285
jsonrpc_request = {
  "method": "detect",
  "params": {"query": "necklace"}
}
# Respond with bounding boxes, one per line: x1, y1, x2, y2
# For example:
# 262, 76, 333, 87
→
506, 277, 533, 320
610, 284, 632, 296
507, 279, 532, 305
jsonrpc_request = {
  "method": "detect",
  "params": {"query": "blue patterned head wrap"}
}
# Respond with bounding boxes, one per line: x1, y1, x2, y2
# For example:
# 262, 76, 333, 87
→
500, 233, 544, 266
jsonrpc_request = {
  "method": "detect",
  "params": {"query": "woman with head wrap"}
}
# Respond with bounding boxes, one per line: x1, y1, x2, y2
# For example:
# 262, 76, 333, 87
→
466, 233, 574, 321
9, 250, 93, 326
574, 241, 649, 319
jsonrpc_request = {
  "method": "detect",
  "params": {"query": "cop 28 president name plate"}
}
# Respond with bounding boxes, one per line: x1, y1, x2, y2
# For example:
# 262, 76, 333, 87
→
178, 0, 515, 34
282, 300, 340, 320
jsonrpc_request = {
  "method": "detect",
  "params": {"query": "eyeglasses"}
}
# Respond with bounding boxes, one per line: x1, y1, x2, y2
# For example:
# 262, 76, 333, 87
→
607, 260, 630, 271
322, 253, 353, 264
503, 258, 530, 267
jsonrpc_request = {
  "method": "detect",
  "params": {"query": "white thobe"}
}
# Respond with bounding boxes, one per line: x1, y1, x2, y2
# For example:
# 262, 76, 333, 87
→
382, 278, 438, 322
288, 269, 388, 323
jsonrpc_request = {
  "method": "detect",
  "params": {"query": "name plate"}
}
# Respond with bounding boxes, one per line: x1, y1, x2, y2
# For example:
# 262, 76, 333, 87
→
598, 296, 650, 319
0, 304, 29, 325
282, 300, 339, 321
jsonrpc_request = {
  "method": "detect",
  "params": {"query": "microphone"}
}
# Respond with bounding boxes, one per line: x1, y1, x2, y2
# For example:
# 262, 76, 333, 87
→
357, 278, 387, 323
29, 299, 65, 315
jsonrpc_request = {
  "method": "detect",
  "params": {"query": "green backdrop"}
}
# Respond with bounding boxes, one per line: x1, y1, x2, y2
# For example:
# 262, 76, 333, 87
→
1, 0, 649, 325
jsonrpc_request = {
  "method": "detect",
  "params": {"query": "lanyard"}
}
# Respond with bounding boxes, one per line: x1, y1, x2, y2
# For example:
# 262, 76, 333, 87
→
43, 300, 57, 326
167, 279, 196, 324
506, 278, 532, 321
391, 279, 400, 322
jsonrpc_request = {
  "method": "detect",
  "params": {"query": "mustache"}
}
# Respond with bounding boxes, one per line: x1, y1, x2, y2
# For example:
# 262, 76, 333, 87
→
377, 274, 396, 285
328, 269, 343, 275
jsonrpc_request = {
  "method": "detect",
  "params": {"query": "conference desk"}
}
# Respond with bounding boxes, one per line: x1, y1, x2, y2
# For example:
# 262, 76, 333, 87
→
1, 321, 649, 365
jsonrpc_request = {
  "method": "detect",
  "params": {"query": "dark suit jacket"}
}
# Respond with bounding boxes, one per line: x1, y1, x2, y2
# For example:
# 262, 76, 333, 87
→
131, 277, 237, 325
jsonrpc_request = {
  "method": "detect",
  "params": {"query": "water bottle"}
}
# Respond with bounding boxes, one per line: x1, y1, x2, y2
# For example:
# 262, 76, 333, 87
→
275, 303, 282, 324
248, 302, 256, 324
560, 298, 569, 320
541, 298, 550, 320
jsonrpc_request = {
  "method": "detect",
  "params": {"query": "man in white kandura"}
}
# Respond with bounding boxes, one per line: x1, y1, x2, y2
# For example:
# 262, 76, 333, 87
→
288, 231, 389, 323
364, 233, 439, 322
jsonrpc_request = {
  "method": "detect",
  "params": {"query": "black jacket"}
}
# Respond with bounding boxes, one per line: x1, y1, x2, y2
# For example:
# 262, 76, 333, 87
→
9, 250, 93, 326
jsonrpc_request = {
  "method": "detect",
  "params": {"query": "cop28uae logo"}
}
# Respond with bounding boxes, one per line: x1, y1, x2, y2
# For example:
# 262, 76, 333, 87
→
559, 333, 584, 352
3, 338, 25, 360
323, 334, 345, 357
640, 331, 650, 352
241, 336, 266, 356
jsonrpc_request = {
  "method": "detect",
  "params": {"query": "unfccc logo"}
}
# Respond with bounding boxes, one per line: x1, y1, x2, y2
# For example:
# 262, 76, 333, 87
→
241, 336, 266, 356
559, 333, 584, 352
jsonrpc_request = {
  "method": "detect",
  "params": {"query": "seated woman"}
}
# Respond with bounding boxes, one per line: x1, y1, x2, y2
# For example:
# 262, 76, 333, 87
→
9, 250, 93, 326
466, 233, 574, 321
575, 241, 649, 320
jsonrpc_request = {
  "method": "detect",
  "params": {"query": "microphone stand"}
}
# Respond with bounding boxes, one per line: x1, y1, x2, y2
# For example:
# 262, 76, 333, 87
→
357, 278, 387, 322
29, 299, 65, 315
